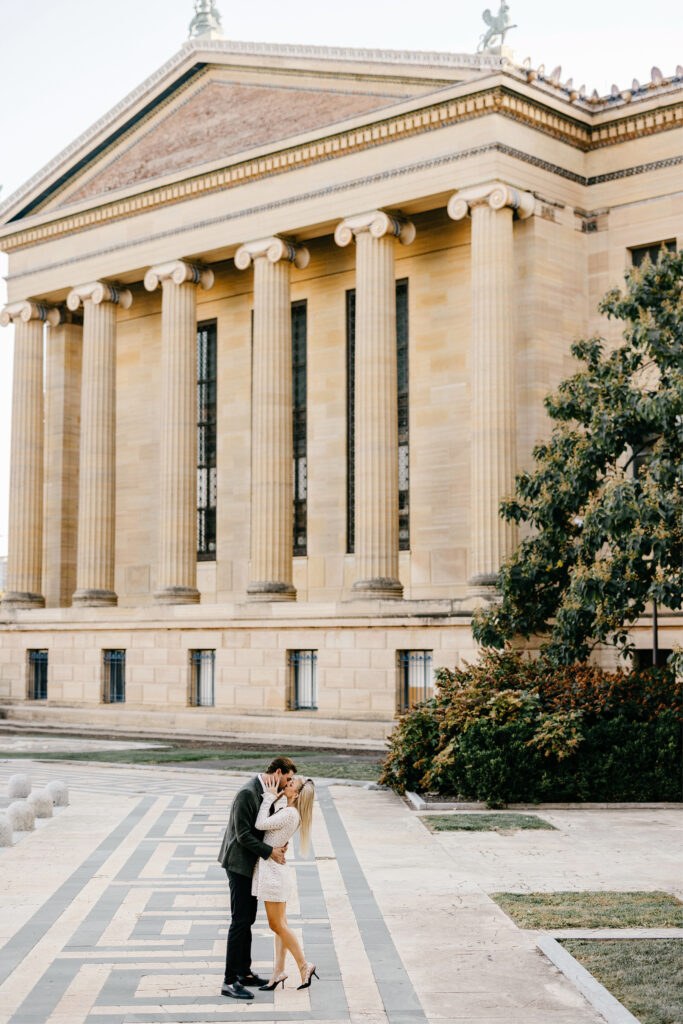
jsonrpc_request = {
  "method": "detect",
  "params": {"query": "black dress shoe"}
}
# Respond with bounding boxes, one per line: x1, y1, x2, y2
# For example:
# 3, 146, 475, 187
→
238, 972, 269, 987
221, 981, 254, 1000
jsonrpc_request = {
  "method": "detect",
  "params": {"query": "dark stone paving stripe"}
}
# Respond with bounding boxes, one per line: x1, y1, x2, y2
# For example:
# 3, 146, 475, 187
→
0, 796, 154, 989
318, 788, 428, 1024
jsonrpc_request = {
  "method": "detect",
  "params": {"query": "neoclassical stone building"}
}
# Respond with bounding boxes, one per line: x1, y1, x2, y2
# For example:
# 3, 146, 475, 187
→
1, 18, 682, 741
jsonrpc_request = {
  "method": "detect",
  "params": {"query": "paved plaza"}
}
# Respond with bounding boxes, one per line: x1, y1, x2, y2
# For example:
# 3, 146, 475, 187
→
0, 756, 681, 1024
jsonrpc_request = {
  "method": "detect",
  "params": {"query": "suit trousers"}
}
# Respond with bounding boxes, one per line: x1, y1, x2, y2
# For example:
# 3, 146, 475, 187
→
224, 869, 258, 982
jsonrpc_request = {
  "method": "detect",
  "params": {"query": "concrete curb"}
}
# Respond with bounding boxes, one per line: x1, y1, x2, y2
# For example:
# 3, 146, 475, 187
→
537, 935, 642, 1024
405, 792, 683, 810
537, 928, 683, 939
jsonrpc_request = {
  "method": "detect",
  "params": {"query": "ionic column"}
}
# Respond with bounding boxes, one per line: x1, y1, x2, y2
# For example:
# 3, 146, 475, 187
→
448, 182, 535, 595
335, 210, 415, 599
0, 302, 59, 609
144, 260, 214, 604
235, 237, 309, 601
67, 281, 132, 607
44, 309, 83, 608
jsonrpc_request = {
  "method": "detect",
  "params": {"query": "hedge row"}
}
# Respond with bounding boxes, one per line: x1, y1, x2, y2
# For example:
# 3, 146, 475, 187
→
379, 650, 682, 807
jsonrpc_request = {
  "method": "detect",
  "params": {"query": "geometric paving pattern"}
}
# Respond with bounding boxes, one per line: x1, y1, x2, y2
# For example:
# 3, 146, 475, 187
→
0, 762, 426, 1024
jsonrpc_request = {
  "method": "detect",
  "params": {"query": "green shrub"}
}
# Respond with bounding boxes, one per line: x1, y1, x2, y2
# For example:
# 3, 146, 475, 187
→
379, 650, 682, 805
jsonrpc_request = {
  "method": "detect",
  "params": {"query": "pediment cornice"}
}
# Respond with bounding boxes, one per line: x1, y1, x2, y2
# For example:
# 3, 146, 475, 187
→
2, 43, 683, 254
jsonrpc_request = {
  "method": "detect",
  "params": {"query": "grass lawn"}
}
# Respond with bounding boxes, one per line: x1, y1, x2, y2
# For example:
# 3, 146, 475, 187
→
422, 812, 554, 832
492, 891, 683, 929
561, 939, 683, 1024
0, 747, 383, 781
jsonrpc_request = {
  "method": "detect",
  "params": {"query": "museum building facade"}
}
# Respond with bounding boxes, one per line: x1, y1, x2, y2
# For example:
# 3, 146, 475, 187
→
0, 29, 682, 741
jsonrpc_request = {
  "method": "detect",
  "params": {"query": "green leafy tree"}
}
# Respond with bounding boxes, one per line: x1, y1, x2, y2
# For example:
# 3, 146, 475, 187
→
473, 250, 683, 664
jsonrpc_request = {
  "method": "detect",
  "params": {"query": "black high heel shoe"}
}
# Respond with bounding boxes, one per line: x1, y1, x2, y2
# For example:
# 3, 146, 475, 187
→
297, 963, 319, 989
259, 972, 287, 991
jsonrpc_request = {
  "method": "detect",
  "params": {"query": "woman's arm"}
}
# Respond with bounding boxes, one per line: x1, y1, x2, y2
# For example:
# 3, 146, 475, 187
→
255, 794, 294, 832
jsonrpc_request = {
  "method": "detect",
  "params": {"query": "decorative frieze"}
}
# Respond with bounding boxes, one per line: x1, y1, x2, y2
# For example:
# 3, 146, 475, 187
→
6, 79, 683, 254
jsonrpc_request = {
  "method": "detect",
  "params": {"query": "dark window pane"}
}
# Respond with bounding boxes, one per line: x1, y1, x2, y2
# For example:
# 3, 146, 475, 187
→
346, 290, 356, 554
190, 649, 215, 707
197, 322, 217, 560
104, 650, 126, 703
287, 650, 317, 709
396, 280, 410, 551
29, 650, 48, 700
398, 650, 433, 713
292, 302, 307, 556
630, 240, 676, 268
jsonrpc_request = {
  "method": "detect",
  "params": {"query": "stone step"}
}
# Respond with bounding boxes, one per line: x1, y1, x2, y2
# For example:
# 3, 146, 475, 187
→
0, 703, 391, 752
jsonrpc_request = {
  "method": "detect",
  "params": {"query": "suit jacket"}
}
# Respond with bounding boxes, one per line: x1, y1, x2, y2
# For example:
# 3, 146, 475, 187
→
217, 775, 273, 877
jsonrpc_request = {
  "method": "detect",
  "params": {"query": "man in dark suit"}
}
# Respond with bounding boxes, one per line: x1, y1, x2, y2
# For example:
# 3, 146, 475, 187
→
218, 755, 296, 1000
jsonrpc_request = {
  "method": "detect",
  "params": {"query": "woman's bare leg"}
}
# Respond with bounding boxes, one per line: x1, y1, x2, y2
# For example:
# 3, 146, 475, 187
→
265, 902, 307, 979
268, 934, 286, 983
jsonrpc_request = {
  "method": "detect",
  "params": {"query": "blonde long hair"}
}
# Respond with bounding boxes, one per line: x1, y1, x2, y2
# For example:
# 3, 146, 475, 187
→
295, 777, 315, 856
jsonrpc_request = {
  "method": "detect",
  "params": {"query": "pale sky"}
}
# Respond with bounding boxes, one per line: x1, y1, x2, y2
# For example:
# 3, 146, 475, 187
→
0, 0, 681, 555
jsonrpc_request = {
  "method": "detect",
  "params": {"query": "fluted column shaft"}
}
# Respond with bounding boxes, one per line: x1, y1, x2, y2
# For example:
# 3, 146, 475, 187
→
1, 302, 59, 608
144, 261, 214, 604
449, 182, 535, 594
235, 237, 309, 601
335, 211, 415, 599
67, 282, 132, 606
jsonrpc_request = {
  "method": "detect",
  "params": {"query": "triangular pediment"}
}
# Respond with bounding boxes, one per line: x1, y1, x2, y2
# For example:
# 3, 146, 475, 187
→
0, 39, 500, 227
55, 73, 405, 209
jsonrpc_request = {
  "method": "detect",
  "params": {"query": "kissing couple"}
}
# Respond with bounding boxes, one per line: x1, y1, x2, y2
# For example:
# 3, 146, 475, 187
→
217, 755, 318, 1000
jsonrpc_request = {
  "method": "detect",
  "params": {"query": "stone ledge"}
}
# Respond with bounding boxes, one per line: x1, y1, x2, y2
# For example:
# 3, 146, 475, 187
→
0, 704, 391, 750
537, 935, 642, 1024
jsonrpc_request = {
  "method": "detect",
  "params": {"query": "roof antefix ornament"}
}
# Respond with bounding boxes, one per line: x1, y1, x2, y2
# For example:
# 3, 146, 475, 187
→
188, 0, 223, 40
477, 2, 517, 52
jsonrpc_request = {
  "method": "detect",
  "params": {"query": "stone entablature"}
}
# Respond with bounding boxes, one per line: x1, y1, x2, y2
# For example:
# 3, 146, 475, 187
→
2, 68, 683, 255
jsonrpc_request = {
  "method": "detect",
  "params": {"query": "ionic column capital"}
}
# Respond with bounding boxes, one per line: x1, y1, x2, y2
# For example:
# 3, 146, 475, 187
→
334, 210, 415, 248
66, 281, 133, 312
144, 259, 214, 293
235, 237, 309, 271
447, 182, 536, 222
1, 301, 61, 327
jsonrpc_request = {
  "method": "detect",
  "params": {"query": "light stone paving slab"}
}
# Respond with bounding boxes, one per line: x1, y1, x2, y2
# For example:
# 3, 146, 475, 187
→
423, 807, 683, 897
0, 761, 679, 1024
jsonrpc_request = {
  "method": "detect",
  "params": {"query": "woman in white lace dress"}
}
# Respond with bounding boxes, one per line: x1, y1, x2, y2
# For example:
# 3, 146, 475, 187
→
252, 774, 318, 990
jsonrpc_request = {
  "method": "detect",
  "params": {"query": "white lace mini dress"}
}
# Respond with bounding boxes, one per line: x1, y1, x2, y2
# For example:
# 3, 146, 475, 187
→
251, 792, 300, 902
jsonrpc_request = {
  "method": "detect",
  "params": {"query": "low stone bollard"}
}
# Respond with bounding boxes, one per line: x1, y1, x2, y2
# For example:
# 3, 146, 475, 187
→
7, 774, 31, 799
0, 814, 12, 846
28, 790, 53, 819
46, 780, 69, 807
7, 800, 35, 831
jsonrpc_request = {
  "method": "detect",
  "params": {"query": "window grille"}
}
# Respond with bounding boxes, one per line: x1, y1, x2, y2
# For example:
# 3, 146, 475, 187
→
398, 650, 434, 713
197, 321, 217, 560
190, 650, 215, 707
346, 281, 409, 553
28, 650, 48, 700
630, 240, 676, 268
396, 281, 410, 550
292, 301, 308, 556
103, 650, 126, 704
346, 290, 356, 553
287, 650, 318, 710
